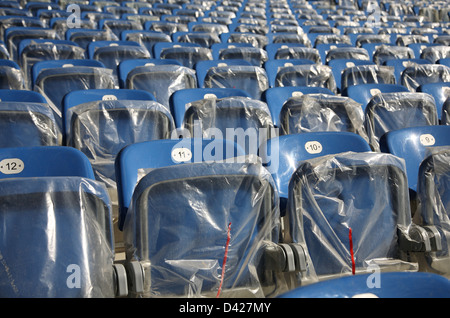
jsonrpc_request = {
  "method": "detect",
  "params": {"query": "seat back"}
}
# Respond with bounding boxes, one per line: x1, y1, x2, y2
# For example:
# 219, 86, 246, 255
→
65, 99, 175, 190
417, 146, 450, 275
384, 58, 431, 84
273, 64, 337, 93
0, 101, 59, 147
380, 125, 450, 193
328, 59, 375, 94
401, 64, 450, 92
278, 94, 368, 140
170, 87, 250, 129
182, 96, 274, 155
195, 59, 253, 88
203, 65, 269, 99
341, 65, 396, 95
263, 86, 335, 127
418, 82, 450, 120
364, 92, 439, 151
345, 83, 410, 111
0, 176, 115, 297
124, 160, 280, 297
125, 64, 197, 109
287, 152, 417, 279
260, 132, 371, 216
115, 138, 246, 229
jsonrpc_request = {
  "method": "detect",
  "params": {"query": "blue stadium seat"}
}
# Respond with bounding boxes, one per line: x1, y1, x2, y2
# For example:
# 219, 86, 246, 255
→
340, 64, 396, 95
278, 94, 368, 141
418, 82, 450, 121
327, 59, 376, 93
202, 65, 269, 99
170, 87, 250, 129
66, 28, 119, 50
210, 42, 253, 60
118, 58, 181, 89
385, 58, 431, 84
195, 59, 253, 88
263, 86, 335, 127
270, 46, 321, 63
182, 96, 274, 155
158, 45, 213, 69
33, 59, 115, 130
380, 125, 450, 194
64, 97, 175, 196
0, 59, 24, 89
115, 138, 246, 230
264, 43, 310, 60
120, 159, 303, 297
286, 152, 434, 281
401, 64, 450, 92
416, 146, 450, 277
265, 59, 316, 88
272, 64, 337, 93
4, 27, 60, 61
278, 272, 450, 298
325, 47, 370, 64
125, 64, 197, 109
364, 92, 439, 151
172, 31, 221, 48
121, 30, 171, 58
98, 19, 143, 38
0, 101, 59, 147
18, 39, 85, 89
218, 46, 268, 67
0, 146, 127, 297
345, 83, 410, 111
259, 131, 372, 216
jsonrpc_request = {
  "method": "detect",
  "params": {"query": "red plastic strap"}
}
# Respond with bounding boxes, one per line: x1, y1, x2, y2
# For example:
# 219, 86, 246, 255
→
217, 222, 232, 298
349, 227, 356, 275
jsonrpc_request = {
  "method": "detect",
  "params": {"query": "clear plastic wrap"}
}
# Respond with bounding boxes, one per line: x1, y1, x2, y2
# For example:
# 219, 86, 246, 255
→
0, 64, 24, 90
126, 64, 197, 109
278, 94, 368, 141
34, 66, 116, 130
182, 96, 274, 154
227, 32, 268, 48
6, 28, 60, 61
396, 35, 430, 46
20, 41, 86, 89
341, 65, 396, 92
66, 99, 174, 193
0, 176, 115, 297
325, 47, 370, 64
401, 64, 450, 92
372, 45, 414, 65
416, 146, 450, 277
0, 101, 60, 147
203, 65, 269, 99
219, 47, 268, 67
355, 34, 391, 47
176, 32, 221, 48
274, 64, 337, 93
287, 152, 420, 281
123, 160, 289, 298
420, 45, 450, 64
364, 92, 439, 152
275, 47, 321, 63
270, 33, 311, 47
313, 34, 351, 47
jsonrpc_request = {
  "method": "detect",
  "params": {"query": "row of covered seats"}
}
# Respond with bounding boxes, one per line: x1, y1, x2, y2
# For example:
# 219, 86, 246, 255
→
0, 0, 449, 298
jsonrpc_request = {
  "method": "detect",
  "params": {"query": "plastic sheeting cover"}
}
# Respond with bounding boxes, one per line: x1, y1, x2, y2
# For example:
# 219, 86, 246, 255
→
287, 152, 419, 280
417, 146, 450, 276
66, 99, 174, 191
123, 160, 285, 298
278, 94, 368, 141
364, 92, 439, 151
0, 177, 115, 297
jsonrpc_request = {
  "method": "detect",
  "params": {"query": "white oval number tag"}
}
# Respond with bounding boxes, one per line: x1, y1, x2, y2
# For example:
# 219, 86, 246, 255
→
171, 147, 192, 163
305, 141, 323, 154
0, 158, 24, 174
420, 134, 435, 146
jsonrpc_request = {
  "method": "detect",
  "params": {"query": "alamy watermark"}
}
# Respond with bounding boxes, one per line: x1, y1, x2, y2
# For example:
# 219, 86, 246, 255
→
66, 4, 81, 29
